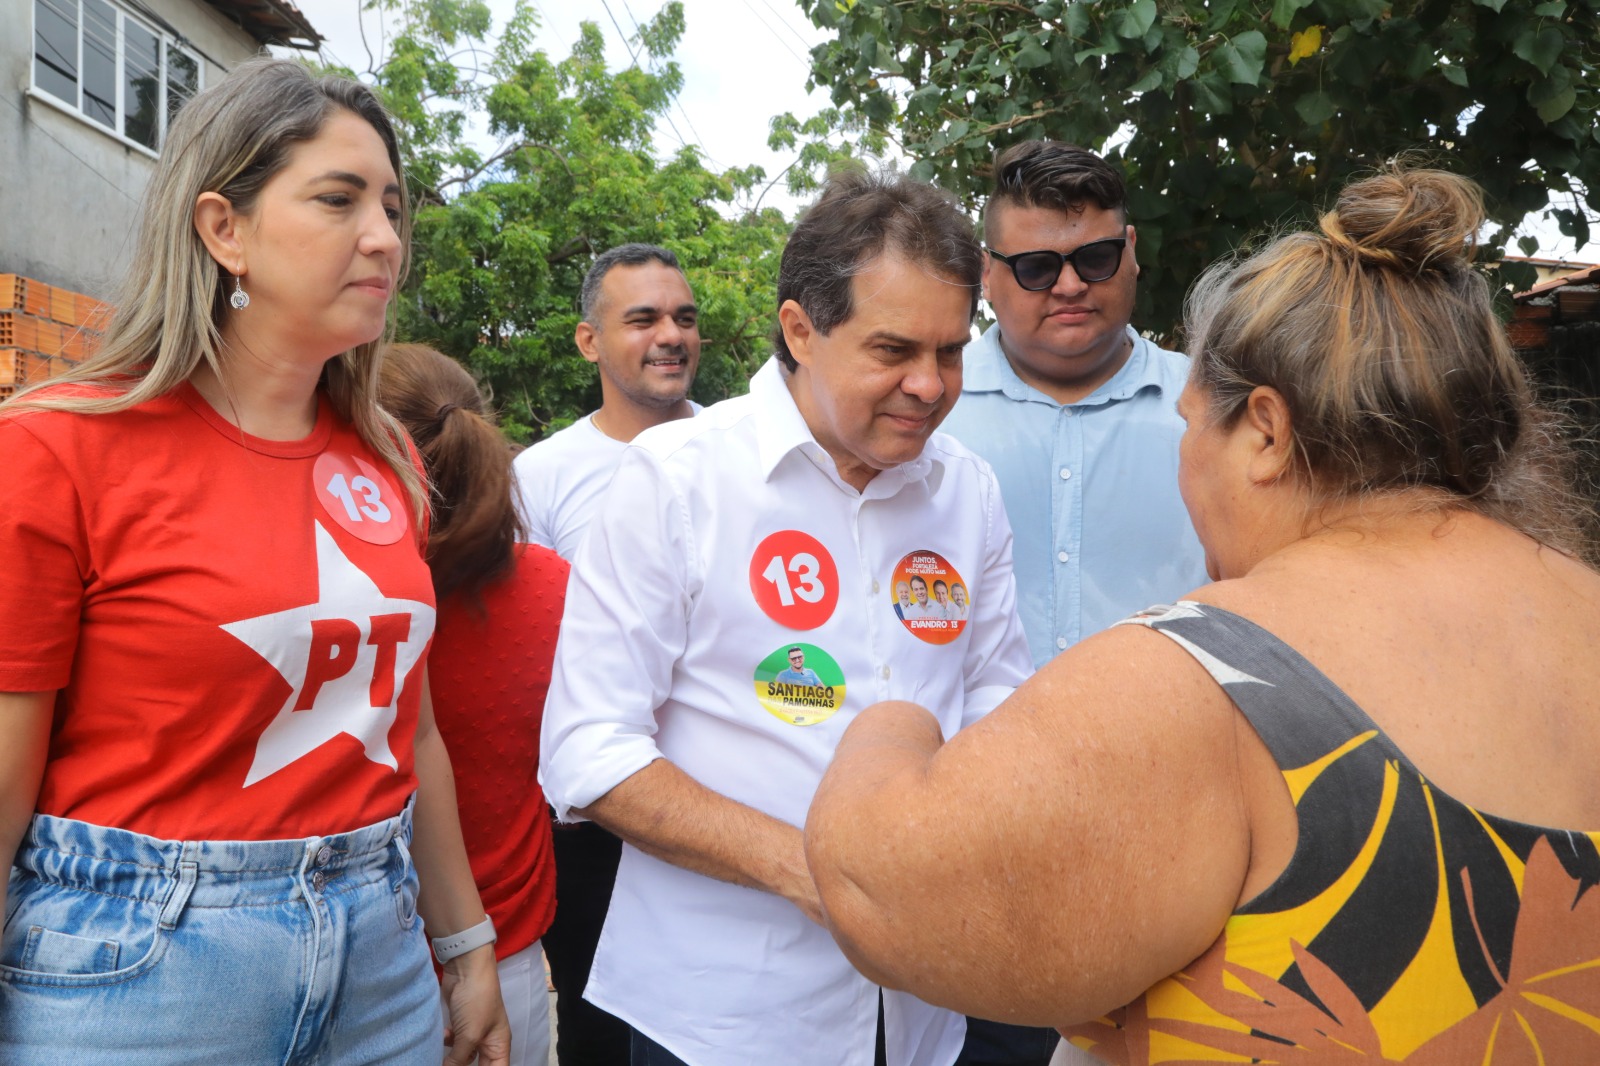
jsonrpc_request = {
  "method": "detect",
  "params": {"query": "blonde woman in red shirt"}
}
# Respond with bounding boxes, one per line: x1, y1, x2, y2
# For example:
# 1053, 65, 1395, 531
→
0, 59, 506, 1063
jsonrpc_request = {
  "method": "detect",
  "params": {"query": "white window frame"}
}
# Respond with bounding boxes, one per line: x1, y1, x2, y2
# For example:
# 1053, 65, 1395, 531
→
29, 0, 204, 158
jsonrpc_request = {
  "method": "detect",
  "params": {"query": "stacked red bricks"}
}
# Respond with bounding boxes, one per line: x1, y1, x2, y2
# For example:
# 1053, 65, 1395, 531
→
0, 274, 108, 401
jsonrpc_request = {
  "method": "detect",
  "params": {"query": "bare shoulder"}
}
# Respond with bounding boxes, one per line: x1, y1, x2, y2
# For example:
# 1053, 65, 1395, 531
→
966, 616, 1238, 747
951, 617, 1247, 816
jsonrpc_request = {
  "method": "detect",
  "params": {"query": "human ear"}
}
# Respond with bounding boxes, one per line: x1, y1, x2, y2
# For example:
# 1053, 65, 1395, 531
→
193, 192, 246, 276
575, 321, 601, 366
778, 299, 816, 370
979, 254, 995, 303
1242, 386, 1295, 483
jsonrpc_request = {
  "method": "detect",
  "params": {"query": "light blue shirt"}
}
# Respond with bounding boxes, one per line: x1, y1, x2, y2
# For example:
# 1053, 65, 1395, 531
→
941, 325, 1209, 667
773, 667, 824, 687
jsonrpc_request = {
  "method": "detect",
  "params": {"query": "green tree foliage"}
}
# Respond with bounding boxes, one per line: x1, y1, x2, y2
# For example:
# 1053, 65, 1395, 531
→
794, 0, 1600, 335
352, 0, 790, 440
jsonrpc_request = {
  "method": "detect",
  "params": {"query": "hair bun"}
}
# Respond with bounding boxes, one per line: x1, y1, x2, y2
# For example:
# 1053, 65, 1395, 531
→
1319, 168, 1482, 273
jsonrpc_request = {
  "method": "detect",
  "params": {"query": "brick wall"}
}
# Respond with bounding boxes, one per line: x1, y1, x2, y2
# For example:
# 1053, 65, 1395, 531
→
0, 274, 108, 401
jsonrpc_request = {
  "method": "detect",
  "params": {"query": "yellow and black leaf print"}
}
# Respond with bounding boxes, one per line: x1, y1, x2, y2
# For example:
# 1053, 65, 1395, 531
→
1074, 603, 1600, 1063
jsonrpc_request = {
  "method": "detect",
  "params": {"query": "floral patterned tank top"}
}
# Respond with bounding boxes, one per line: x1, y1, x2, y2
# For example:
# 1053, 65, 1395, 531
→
1061, 601, 1600, 1064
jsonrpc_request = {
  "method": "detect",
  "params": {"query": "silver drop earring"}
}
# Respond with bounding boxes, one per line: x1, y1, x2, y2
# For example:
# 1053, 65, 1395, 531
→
230, 274, 250, 311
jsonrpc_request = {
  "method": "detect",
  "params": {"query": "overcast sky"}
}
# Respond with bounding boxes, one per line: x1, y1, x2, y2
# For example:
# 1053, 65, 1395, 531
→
292, 0, 1585, 262
295, 0, 832, 216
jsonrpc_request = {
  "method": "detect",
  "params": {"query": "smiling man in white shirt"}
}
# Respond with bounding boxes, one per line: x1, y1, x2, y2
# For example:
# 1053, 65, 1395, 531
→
540, 171, 1034, 1066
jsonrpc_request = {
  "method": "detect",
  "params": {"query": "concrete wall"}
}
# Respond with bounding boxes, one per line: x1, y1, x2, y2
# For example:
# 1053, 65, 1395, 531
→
0, 0, 262, 299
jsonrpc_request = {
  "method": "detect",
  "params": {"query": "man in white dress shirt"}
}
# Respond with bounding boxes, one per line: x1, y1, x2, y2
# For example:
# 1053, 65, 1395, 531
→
513, 243, 702, 1066
540, 172, 1034, 1066
514, 243, 702, 560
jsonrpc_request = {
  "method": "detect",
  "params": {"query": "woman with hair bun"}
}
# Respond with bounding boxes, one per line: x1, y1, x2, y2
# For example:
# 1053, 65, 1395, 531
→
804, 168, 1600, 1062
0, 59, 506, 1062
379, 343, 566, 1066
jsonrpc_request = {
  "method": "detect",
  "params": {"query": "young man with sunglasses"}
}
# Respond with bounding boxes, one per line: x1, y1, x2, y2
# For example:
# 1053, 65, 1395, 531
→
939, 141, 1208, 1066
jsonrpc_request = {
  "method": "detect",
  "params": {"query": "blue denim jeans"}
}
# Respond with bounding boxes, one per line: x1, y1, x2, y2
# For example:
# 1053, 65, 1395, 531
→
0, 802, 442, 1065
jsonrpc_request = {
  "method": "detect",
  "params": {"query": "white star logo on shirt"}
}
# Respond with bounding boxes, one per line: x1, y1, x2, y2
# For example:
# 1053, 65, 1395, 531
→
222, 522, 435, 787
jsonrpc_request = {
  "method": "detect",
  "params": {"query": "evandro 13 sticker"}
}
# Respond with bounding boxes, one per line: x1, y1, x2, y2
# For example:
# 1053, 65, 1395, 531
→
889, 549, 970, 646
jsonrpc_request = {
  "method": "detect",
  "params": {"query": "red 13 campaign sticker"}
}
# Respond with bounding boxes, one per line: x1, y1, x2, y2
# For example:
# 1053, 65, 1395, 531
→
313, 452, 408, 545
748, 530, 839, 630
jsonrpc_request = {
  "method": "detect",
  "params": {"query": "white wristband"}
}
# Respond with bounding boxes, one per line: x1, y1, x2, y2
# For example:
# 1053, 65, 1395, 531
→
431, 915, 497, 964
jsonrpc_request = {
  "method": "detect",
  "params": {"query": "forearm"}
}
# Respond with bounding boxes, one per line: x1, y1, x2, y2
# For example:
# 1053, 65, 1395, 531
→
804, 701, 945, 983
0, 692, 55, 921
579, 758, 821, 922
411, 723, 491, 941
412, 706, 511, 1065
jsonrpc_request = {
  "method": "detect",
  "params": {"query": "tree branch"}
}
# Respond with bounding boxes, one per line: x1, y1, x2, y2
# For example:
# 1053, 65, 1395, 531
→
975, 106, 1067, 139
547, 236, 594, 266
437, 141, 575, 193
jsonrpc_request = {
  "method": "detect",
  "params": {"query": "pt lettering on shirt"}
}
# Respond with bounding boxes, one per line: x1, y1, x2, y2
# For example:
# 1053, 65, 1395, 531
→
224, 523, 435, 787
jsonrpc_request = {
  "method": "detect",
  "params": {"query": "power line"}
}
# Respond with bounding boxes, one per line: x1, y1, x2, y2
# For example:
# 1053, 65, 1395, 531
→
618, 0, 717, 166
596, 0, 644, 67
735, 0, 810, 67
752, 0, 816, 53
595, 0, 713, 165
1, 90, 141, 206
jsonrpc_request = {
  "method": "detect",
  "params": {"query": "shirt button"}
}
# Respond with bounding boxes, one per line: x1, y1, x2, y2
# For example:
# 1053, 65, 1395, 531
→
1056, 551, 1069, 563
1059, 467, 1072, 480
871, 580, 880, 594
1056, 636, 1068, 650
315, 846, 333, 866
880, 665, 891, 680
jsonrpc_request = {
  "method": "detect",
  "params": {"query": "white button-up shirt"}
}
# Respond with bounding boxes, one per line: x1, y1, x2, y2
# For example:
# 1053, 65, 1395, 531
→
541, 358, 1033, 1066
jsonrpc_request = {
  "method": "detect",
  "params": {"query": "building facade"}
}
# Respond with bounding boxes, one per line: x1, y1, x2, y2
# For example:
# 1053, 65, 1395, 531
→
2, 0, 319, 397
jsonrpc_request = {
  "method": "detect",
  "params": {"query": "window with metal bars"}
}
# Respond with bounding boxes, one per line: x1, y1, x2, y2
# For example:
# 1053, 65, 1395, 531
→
33, 0, 201, 152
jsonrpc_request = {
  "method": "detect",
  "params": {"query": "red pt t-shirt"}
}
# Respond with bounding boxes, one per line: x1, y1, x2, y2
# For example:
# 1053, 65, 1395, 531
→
0, 383, 434, 840
429, 544, 566, 958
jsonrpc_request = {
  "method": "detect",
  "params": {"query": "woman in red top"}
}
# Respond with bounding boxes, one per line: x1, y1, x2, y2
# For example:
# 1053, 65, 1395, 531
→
381, 342, 567, 1066
0, 59, 506, 1063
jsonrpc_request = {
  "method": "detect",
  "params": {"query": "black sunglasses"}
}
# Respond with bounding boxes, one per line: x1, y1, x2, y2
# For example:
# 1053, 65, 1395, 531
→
987, 237, 1128, 290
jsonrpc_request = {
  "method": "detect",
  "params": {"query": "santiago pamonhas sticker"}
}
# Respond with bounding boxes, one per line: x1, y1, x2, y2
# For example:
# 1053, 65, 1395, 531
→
752, 642, 846, 726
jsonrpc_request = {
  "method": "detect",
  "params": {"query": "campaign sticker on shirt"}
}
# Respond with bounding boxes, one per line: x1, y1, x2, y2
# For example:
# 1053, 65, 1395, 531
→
889, 550, 970, 645
752, 642, 846, 727
748, 530, 839, 630
313, 452, 407, 545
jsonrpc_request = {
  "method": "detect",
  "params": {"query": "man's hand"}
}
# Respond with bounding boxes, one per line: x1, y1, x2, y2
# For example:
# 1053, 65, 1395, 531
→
579, 758, 825, 923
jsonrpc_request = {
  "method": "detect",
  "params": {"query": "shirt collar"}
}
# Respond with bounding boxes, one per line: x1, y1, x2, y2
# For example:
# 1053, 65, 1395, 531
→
749, 357, 936, 493
963, 324, 1170, 407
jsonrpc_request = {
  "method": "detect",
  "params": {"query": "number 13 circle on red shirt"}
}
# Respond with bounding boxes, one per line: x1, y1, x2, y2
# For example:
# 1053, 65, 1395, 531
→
748, 530, 839, 630
313, 452, 407, 545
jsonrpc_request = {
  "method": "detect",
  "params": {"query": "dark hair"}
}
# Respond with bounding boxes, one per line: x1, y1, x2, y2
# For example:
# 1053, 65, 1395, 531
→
377, 343, 525, 600
1186, 167, 1598, 567
984, 141, 1129, 239
581, 244, 683, 324
773, 169, 982, 372
788, 647, 803, 655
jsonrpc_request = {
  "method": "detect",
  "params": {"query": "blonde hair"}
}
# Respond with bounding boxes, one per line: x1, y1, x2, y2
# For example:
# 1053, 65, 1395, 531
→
6, 57, 422, 514
1185, 167, 1596, 565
